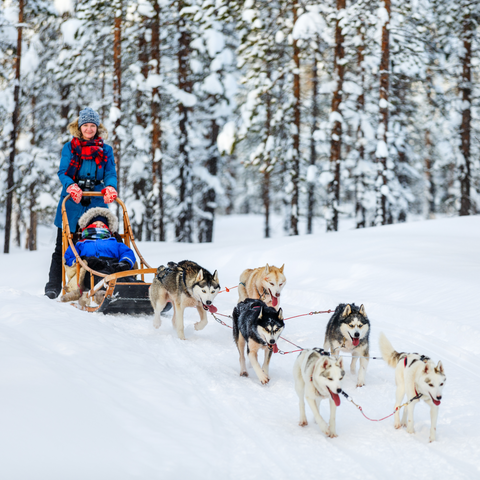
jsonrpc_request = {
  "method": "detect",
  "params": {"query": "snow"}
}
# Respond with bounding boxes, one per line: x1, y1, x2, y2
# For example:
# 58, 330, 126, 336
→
60, 18, 82, 46
217, 121, 236, 155
1, 215, 480, 479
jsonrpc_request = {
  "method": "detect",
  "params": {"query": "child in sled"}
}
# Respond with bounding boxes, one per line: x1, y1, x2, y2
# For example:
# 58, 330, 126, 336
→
61, 207, 135, 305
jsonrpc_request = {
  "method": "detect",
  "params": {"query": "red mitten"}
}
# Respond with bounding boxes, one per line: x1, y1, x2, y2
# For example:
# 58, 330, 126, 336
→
66, 183, 83, 204
102, 186, 117, 204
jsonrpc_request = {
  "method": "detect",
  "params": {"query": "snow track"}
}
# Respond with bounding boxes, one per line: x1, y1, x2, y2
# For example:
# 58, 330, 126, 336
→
1, 215, 480, 479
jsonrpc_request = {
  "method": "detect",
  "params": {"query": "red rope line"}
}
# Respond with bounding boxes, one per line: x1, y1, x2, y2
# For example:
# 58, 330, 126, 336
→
284, 309, 334, 320
218, 285, 239, 294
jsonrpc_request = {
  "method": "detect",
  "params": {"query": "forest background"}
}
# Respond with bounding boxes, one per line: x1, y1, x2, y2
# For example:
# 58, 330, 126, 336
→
1, 0, 479, 252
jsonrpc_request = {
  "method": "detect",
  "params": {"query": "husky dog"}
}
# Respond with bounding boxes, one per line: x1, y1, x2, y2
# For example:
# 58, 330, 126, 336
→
232, 299, 284, 385
149, 260, 220, 340
238, 264, 286, 310
324, 303, 370, 387
293, 348, 344, 437
379, 332, 446, 442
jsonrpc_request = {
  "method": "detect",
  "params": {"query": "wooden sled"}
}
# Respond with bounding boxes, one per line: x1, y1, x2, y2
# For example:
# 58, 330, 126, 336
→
61, 191, 157, 314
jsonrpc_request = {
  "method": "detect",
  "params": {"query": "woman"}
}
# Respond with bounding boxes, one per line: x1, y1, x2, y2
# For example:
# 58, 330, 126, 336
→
45, 107, 118, 299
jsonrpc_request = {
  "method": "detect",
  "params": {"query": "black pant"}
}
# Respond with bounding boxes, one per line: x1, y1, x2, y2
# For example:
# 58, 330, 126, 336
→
45, 228, 63, 294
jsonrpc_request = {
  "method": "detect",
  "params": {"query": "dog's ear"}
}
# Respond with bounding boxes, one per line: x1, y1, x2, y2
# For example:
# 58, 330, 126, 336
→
436, 361, 444, 375
264, 264, 270, 274
277, 308, 283, 321
258, 307, 263, 319
322, 358, 330, 369
213, 270, 219, 283
280, 264, 285, 273
196, 269, 204, 282
359, 304, 366, 316
341, 304, 351, 318
424, 363, 430, 374
336, 356, 344, 370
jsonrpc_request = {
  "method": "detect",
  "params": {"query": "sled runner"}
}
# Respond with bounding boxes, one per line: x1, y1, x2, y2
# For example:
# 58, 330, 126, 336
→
61, 191, 157, 314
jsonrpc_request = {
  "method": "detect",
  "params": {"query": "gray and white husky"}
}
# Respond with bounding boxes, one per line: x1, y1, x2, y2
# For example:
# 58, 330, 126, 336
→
324, 303, 370, 387
149, 260, 220, 340
232, 299, 284, 385
379, 332, 446, 442
293, 348, 344, 437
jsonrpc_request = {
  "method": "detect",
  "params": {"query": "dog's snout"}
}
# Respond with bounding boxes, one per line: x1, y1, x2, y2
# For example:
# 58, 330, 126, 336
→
437, 395, 442, 400
275, 293, 280, 297
336, 388, 342, 394
269, 339, 276, 345
206, 300, 211, 305
354, 332, 360, 338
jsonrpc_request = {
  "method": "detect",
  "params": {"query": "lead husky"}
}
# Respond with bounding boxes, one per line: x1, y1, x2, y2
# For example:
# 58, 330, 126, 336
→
293, 348, 344, 437
324, 303, 370, 387
232, 299, 284, 385
238, 264, 286, 310
379, 332, 446, 442
149, 260, 220, 340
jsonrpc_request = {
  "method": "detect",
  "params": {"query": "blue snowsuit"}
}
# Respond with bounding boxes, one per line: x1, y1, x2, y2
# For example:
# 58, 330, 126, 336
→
64, 237, 136, 268
54, 141, 117, 230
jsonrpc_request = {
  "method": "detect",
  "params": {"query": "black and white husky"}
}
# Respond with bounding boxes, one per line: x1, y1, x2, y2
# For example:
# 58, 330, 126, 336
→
232, 299, 284, 385
324, 303, 370, 387
379, 332, 446, 442
293, 348, 344, 437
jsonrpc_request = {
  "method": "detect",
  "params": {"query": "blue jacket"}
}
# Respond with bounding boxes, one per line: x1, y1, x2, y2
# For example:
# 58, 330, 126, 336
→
54, 141, 118, 229
64, 237, 136, 268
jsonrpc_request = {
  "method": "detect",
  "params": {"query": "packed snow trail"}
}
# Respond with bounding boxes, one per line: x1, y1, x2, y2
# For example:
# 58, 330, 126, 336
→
1, 215, 479, 479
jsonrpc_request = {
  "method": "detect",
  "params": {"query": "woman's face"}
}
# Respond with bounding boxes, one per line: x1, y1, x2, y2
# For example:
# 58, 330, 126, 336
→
80, 123, 97, 140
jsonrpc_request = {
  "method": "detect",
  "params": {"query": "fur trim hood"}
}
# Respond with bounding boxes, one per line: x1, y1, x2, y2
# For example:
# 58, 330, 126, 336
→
78, 207, 119, 233
68, 118, 109, 139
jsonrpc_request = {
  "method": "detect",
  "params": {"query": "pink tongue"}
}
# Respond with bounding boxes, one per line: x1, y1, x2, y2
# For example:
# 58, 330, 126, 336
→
272, 344, 278, 353
352, 338, 360, 347
329, 389, 341, 406
433, 398, 441, 406
208, 305, 217, 313
271, 295, 278, 307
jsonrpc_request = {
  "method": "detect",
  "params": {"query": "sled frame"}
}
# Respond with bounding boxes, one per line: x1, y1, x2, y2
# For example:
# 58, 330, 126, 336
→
61, 191, 156, 313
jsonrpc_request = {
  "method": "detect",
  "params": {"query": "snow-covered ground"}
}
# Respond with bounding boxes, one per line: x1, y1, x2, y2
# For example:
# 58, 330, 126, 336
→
1, 215, 479, 479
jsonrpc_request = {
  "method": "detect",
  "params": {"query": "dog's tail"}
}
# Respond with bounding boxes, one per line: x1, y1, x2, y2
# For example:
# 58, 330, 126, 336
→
379, 332, 402, 368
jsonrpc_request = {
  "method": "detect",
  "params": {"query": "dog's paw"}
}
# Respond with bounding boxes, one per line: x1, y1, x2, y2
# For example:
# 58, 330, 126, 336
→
299, 419, 308, 427
394, 422, 402, 429
407, 427, 415, 434
328, 430, 338, 438
194, 320, 207, 331
356, 381, 365, 388
240, 371, 249, 377
259, 373, 270, 385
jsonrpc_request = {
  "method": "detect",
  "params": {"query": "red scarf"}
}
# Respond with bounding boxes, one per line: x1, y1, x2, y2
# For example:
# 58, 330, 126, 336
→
66, 137, 107, 181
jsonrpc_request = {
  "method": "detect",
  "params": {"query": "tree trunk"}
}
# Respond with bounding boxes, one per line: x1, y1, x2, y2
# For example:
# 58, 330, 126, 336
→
290, 4, 301, 236
112, 3, 122, 201
327, 0, 346, 232
151, 1, 165, 240
355, 23, 366, 229
307, 46, 318, 234
198, 120, 219, 243
375, 0, 391, 226
175, 1, 193, 243
4, 0, 23, 254
459, 14, 472, 216
424, 129, 436, 218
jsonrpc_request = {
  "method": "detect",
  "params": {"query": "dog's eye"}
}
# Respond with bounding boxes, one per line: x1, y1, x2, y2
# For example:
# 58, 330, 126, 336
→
269, 282, 274, 286
440, 383, 444, 386
202, 289, 206, 293
429, 384, 434, 387
328, 378, 333, 381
